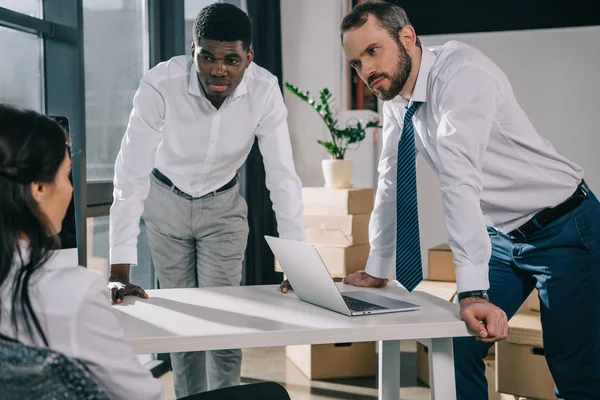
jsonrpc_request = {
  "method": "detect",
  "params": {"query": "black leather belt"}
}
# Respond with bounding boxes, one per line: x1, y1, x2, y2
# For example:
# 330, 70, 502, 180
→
152, 168, 237, 200
508, 180, 590, 239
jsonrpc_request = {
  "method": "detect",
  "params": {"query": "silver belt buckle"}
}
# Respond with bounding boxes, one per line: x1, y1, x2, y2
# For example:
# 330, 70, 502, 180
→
580, 180, 589, 196
511, 227, 526, 239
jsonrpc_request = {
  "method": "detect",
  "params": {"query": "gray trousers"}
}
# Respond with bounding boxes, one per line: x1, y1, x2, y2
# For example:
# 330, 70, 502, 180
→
143, 173, 249, 398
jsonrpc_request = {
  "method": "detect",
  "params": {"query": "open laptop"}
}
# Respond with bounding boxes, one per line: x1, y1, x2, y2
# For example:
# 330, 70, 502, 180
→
265, 236, 421, 316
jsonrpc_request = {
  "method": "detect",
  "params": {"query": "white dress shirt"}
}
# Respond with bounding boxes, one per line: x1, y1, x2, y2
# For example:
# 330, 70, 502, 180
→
0, 244, 164, 400
366, 41, 584, 293
110, 56, 305, 265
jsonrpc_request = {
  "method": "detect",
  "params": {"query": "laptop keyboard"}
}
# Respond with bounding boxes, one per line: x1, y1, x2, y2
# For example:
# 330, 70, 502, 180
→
342, 295, 386, 312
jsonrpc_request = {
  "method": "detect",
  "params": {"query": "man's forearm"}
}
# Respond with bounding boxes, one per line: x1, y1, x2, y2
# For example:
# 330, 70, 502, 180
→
109, 264, 131, 282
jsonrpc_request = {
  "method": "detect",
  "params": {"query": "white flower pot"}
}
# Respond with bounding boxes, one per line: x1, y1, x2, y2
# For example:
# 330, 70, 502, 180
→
322, 159, 353, 189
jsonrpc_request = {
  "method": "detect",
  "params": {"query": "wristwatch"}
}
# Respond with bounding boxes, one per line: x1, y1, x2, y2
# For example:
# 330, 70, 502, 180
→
457, 290, 489, 302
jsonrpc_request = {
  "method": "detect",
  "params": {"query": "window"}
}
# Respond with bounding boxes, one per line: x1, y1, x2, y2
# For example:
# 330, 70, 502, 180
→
0, 27, 43, 111
0, 0, 41, 18
184, 0, 245, 50
86, 216, 155, 290
83, 0, 148, 182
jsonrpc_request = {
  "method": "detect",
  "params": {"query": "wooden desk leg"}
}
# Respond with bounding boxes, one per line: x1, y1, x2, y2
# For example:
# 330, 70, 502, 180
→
429, 337, 456, 400
378, 340, 400, 400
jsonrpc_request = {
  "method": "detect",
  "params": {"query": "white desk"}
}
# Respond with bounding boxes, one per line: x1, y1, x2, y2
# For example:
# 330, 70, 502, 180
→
115, 283, 471, 400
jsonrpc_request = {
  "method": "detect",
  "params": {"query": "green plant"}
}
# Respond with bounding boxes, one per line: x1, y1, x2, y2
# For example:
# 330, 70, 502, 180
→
284, 82, 381, 160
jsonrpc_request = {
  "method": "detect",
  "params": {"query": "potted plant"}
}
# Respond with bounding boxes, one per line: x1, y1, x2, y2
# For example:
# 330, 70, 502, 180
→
284, 82, 381, 189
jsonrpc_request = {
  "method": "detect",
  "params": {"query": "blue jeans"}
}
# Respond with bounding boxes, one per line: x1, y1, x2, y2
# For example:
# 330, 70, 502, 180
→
453, 187, 600, 400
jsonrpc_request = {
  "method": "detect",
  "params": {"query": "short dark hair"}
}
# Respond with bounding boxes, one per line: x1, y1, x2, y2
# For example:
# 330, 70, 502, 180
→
193, 3, 252, 51
340, 0, 421, 47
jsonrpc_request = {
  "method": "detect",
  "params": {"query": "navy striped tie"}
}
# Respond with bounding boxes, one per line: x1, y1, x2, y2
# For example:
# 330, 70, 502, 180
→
396, 101, 423, 292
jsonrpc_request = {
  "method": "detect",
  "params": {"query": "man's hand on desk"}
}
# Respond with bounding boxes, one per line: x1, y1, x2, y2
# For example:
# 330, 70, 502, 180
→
280, 279, 293, 293
459, 297, 508, 342
279, 270, 388, 294
343, 270, 388, 288
108, 263, 148, 304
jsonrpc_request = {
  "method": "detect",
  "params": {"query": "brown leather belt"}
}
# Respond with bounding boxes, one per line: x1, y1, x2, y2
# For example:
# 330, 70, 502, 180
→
152, 168, 237, 200
508, 180, 590, 239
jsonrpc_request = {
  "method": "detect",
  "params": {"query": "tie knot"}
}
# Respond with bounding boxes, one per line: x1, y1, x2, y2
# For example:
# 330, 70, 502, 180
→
405, 101, 423, 117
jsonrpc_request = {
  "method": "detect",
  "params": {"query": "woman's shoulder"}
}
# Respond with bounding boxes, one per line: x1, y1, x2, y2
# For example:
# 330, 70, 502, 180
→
35, 251, 109, 313
44, 250, 103, 281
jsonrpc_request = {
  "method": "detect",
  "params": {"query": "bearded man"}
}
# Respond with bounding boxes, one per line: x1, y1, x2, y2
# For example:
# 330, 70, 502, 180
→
340, 1, 600, 399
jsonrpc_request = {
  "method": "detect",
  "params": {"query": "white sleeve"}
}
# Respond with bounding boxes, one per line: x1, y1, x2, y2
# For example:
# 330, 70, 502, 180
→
109, 77, 164, 265
72, 275, 164, 400
434, 64, 500, 293
255, 80, 306, 242
364, 102, 402, 279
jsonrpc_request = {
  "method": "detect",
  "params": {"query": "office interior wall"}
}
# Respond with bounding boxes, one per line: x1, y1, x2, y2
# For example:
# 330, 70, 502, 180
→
281, 0, 356, 188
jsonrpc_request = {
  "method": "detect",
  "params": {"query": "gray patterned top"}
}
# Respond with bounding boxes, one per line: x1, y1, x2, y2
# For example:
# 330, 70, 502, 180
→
0, 335, 110, 400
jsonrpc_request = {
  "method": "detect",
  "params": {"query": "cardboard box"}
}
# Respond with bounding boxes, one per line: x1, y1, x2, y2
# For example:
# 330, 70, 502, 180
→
496, 341, 554, 400
415, 280, 457, 303
302, 187, 374, 215
515, 290, 540, 314
286, 342, 377, 380
485, 355, 501, 400
527, 289, 540, 312
428, 244, 456, 282
276, 244, 370, 278
416, 342, 429, 385
304, 214, 370, 246
506, 311, 543, 348
417, 343, 498, 398
496, 311, 554, 400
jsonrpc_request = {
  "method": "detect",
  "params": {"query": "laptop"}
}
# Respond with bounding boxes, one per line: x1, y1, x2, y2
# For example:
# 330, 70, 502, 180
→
265, 236, 421, 316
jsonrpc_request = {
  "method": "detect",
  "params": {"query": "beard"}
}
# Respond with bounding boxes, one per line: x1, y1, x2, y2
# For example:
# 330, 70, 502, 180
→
369, 42, 412, 101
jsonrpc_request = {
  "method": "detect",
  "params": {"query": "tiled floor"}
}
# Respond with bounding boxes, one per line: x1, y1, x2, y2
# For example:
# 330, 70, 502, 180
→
158, 340, 430, 400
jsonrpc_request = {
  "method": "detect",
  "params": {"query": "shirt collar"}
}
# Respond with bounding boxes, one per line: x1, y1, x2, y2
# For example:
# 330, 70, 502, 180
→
188, 61, 249, 102
391, 46, 436, 108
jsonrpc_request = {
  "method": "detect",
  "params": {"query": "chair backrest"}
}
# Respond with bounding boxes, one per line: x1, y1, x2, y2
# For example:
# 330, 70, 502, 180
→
0, 333, 110, 400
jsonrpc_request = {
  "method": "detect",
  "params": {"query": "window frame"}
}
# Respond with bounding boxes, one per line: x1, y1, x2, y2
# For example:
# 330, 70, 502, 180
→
1, 2, 87, 263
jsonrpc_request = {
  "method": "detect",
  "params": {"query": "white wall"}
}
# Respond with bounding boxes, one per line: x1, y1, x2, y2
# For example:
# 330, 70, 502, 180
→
417, 26, 600, 274
281, 0, 357, 188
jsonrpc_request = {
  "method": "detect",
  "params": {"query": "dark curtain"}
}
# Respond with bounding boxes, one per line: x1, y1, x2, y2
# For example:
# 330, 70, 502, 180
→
239, 0, 284, 286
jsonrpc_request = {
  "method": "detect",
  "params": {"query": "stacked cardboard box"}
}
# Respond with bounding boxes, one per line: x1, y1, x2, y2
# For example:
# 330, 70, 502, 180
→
415, 244, 499, 399
283, 187, 377, 380
276, 187, 374, 278
285, 341, 377, 380
496, 290, 554, 399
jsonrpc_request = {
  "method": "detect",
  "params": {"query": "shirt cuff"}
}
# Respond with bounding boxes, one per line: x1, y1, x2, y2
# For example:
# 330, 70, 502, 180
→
277, 218, 307, 242
455, 264, 490, 293
279, 229, 307, 243
364, 252, 395, 280
109, 246, 138, 266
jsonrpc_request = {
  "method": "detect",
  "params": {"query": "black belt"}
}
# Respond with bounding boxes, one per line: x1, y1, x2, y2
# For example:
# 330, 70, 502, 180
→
508, 180, 590, 239
152, 168, 237, 200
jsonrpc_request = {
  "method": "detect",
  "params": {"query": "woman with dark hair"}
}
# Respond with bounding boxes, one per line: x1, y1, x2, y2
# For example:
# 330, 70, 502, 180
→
0, 103, 290, 400
0, 103, 165, 399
